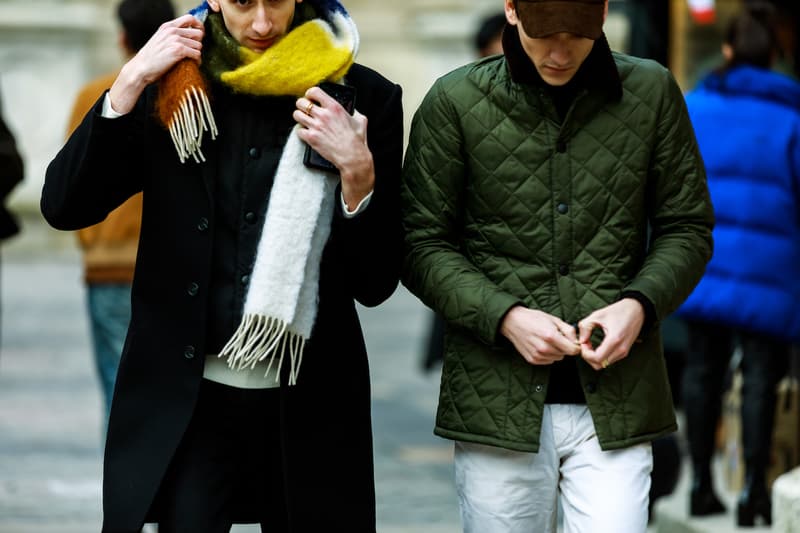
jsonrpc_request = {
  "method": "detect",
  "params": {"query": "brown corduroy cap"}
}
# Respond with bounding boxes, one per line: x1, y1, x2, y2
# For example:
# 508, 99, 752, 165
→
515, 0, 605, 40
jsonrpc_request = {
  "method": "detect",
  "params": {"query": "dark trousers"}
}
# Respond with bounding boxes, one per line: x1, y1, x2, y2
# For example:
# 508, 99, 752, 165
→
155, 380, 288, 533
682, 321, 788, 480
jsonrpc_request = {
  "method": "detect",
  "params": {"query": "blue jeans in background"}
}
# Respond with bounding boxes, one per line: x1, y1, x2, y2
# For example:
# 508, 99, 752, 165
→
87, 283, 132, 428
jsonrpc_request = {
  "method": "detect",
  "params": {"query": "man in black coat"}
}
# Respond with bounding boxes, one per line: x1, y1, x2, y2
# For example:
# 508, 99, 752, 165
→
42, 1, 403, 531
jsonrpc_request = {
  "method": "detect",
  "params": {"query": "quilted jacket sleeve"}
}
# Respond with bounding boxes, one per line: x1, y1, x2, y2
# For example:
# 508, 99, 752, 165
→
401, 79, 521, 346
624, 69, 714, 321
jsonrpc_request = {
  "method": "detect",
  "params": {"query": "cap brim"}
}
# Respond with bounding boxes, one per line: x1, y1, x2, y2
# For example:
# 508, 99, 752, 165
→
516, 1, 604, 40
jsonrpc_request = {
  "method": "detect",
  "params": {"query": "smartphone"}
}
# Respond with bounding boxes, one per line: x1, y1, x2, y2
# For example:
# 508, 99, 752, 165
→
303, 82, 357, 174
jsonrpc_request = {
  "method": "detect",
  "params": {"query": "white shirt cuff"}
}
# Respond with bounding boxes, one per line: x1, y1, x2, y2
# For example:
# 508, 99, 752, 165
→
341, 190, 373, 218
101, 92, 125, 119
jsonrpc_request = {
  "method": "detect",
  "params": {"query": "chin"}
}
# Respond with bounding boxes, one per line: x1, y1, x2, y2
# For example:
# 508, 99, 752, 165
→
543, 76, 571, 87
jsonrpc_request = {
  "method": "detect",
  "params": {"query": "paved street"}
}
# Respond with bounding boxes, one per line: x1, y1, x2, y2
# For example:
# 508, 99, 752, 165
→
0, 214, 460, 533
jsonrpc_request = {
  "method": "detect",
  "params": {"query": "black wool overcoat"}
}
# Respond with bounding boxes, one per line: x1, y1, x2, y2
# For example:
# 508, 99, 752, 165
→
42, 63, 403, 532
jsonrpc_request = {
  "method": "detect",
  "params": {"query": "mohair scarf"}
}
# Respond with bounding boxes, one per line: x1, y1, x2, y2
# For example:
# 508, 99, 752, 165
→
155, 0, 359, 385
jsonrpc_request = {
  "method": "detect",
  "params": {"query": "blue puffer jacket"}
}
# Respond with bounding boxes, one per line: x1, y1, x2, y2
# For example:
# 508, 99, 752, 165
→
678, 65, 800, 341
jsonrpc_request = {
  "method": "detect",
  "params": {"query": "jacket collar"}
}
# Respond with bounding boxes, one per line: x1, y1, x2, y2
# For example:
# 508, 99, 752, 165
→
502, 24, 623, 103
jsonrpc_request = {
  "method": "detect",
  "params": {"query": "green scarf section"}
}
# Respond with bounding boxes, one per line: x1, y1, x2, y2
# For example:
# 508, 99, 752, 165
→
202, 11, 355, 97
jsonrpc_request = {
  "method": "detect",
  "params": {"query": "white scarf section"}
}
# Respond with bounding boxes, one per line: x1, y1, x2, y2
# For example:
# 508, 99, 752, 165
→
218, 129, 338, 385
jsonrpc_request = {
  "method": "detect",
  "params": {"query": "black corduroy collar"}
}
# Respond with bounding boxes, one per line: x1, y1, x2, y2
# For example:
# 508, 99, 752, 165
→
501, 23, 623, 103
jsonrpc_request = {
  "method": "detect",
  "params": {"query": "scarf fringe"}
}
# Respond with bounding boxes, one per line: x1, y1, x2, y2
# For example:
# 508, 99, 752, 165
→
219, 314, 307, 385
167, 86, 218, 163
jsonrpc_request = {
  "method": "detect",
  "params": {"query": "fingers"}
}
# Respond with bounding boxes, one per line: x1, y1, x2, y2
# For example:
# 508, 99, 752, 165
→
580, 326, 627, 371
293, 98, 315, 127
170, 13, 206, 30
554, 319, 580, 352
305, 86, 338, 109
577, 315, 599, 344
295, 97, 319, 117
139, 16, 204, 66
522, 352, 566, 366
518, 323, 579, 364
157, 15, 204, 45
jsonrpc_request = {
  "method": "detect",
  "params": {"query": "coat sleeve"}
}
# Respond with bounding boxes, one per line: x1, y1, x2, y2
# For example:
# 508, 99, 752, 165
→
332, 80, 404, 307
41, 91, 147, 231
624, 69, 715, 321
401, 79, 520, 346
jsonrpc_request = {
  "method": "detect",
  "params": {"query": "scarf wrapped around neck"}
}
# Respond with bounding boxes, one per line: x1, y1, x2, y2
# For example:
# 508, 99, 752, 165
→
156, 0, 359, 385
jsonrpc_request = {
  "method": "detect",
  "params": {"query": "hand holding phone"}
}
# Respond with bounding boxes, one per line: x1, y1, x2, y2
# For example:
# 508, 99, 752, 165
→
303, 82, 357, 174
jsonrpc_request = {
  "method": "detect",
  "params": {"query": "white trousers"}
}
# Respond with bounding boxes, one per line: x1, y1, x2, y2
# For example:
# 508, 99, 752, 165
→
454, 404, 653, 533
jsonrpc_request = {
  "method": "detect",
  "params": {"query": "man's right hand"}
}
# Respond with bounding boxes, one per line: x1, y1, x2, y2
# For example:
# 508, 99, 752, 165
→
109, 14, 205, 115
500, 306, 581, 365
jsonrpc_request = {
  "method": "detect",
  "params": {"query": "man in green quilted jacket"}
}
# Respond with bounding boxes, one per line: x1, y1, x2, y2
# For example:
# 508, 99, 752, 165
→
401, 0, 714, 531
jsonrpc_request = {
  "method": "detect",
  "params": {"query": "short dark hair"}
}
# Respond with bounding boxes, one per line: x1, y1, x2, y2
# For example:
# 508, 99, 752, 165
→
725, 2, 777, 69
117, 0, 176, 53
474, 13, 507, 54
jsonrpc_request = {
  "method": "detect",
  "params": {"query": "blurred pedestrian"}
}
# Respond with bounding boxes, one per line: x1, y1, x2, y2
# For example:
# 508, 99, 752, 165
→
0, 97, 22, 245
475, 12, 506, 57
0, 92, 24, 357
65, 0, 175, 430
42, 0, 403, 530
421, 10, 506, 373
402, 0, 714, 531
678, 3, 799, 527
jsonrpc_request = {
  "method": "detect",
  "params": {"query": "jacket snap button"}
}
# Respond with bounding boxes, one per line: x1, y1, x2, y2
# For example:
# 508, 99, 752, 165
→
244, 211, 256, 224
197, 217, 209, 231
249, 147, 260, 159
559, 264, 569, 276
241, 274, 250, 286
184, 345, 195, 359
557, 203, 568, 214
535, 384, 543, 393
187, 282, 199, 296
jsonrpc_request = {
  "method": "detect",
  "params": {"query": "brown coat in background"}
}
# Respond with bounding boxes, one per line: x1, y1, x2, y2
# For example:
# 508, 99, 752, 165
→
66, 71, 141, 284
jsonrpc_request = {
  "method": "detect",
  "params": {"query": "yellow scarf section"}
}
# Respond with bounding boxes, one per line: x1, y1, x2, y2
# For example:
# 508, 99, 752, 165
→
221, 17, 355, 96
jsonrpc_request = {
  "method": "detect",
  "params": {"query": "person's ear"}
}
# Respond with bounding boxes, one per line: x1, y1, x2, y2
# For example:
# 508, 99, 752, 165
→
207, 0, 221, 12
118, 31, 130, 54
505, 0, 518, 26
722, 43, 734, 62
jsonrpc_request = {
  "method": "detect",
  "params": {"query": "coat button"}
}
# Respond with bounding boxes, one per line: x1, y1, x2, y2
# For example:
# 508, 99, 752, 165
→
197, 217, 209, 231
184, 345, 195, 359
586, 382, 597, 394
558, 264, 569, 275
557, 203, 569, 214
241, 274, 250, 286
556, 140, 567, 153
187, 282, 199, 296
244, 211, 257, 224
249, 147, 260, 159
535, 384, 543, 393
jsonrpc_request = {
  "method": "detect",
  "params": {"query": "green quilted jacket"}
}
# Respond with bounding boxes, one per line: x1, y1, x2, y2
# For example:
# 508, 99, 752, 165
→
401, 35, 714, 453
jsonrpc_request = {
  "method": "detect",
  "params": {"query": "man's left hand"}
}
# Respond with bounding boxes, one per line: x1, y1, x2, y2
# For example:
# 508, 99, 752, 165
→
577, 298, 645, 371
294, 86, 375, 210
